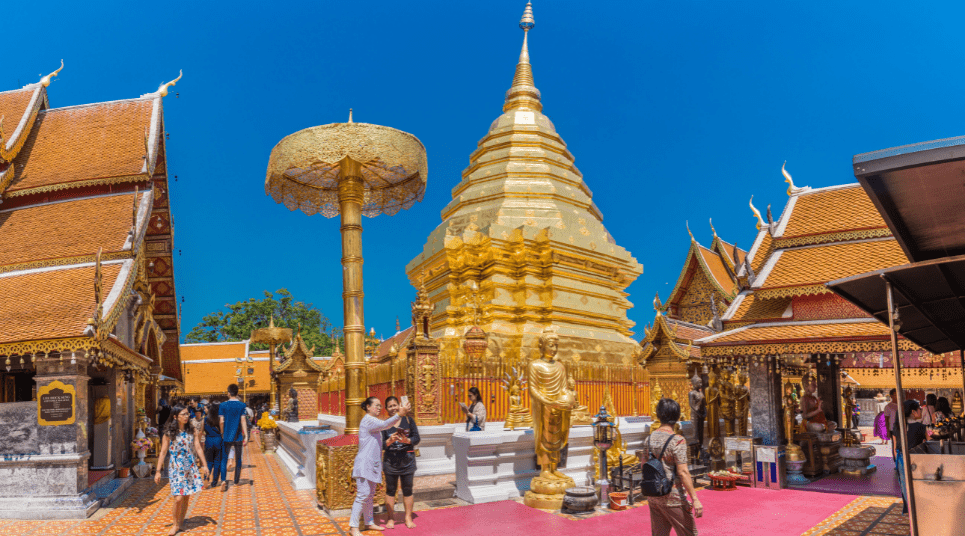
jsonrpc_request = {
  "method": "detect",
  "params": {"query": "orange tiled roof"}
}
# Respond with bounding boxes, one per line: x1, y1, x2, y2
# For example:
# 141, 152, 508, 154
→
375, 327, 414, 360
180, 341, 249, 362
713, 238, 746, 268
665, 318, 712, 341
10, 100, 154, 194
0, 191, 145, 269
749, 231, 773, 273
697, 245, 737, 296
701, 320, 892, 346
0, 90, 36, 142
0, 263, 121, 344
756, 239, 908, 294
727, 293, 791, 324
781, 185, 888, 238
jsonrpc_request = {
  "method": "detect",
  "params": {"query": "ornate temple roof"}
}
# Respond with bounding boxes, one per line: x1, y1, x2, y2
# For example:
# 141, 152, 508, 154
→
0, 64, 182, 379
698, 318, 915, 356
0, 190, 151, 272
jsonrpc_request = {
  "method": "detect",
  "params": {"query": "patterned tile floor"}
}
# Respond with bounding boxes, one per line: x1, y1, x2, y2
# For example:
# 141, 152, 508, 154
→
1, 443, 917, 536
0, 443, 380, 536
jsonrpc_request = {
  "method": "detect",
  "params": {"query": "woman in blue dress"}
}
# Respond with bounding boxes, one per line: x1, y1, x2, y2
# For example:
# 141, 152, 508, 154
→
203, 402, 223, 489
155, 404, 209, 535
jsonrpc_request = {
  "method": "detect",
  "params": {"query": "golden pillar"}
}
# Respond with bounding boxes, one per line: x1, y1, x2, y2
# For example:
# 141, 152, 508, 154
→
338, 162, 367, 435
265, 111, 428, 435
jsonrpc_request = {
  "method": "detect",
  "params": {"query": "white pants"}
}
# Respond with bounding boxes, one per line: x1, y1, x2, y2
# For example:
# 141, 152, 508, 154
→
349, 477, 379, 528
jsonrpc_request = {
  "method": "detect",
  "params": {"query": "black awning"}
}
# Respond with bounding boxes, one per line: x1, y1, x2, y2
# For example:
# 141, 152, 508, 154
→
853, 135, 965, 262
827, 255, 965, 354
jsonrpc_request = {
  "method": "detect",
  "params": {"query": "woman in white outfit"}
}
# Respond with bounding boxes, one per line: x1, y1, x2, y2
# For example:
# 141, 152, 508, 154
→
350, 396, 411, 536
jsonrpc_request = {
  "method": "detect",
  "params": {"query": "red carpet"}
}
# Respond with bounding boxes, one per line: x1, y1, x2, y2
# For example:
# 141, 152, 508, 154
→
407, 488, 857, 536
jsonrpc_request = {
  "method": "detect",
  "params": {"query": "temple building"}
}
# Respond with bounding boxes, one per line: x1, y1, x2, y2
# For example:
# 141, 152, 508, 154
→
695, 171, 931, 444
639, 225, 747, 418
180, 341, 271, 406
0, 65, 182, 518
405, 6, 643, 417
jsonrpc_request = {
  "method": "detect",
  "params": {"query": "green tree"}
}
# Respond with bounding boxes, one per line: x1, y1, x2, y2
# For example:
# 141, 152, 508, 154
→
185, 289, 341, 355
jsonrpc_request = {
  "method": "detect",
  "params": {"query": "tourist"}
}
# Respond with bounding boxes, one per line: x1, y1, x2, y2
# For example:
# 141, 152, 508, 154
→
894, 399, 927, 515
936, 397, 952, 422
381, 396, 420, 529
883, 388, 899, 464
188, 397, 204, 417
204, 402, 223, 489
219, 384, 248, 491
922, 393, 938, 427
643, 398, 702, 536
349, 396, 410, 536
459, 386, 486, 431
157, 398, 172, 428
191, 408, 206, 441
155, 404, 208, 535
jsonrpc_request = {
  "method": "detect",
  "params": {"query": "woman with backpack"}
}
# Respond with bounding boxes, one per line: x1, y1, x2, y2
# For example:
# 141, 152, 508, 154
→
642, 398, 702, 536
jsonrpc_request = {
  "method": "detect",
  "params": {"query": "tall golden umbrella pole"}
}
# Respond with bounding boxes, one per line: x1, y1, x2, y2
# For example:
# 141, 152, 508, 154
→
250, 317, 293, 411
265, 112, 427, 435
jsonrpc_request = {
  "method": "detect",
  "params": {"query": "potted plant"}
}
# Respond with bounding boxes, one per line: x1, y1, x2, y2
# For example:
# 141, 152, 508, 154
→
131, 436, 154, 478
258, 413, 279, 452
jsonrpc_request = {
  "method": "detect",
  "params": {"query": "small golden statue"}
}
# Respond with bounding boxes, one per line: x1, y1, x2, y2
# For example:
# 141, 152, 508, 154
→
650, 379, 664, 428
735, 369, 750, 437
503, 367, 533, 431
524, 326, 577, 510
567, 371, 594, 426
705, 369, 721, 441
783, 381, 806, 462
953, 391, 963, 416
592, 388, 638, 478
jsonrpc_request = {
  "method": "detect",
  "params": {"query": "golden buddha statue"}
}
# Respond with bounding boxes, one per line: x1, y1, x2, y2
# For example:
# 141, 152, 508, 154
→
567, 371, 593, 426
953, 391, 963, 416
783, 381, 806, 461
719, 368, 737, 437
650, 379, 664, 428
524, 326, 577, 509
842, 385, 855, 430
705, 369, 721, 441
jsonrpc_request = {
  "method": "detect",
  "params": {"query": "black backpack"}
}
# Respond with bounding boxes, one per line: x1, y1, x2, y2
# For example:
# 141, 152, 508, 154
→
640, 434, 677, 497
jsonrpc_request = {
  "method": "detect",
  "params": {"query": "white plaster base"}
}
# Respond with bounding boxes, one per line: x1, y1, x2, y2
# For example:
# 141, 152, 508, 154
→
276, 422, 337, 490
454, 419, 652, 504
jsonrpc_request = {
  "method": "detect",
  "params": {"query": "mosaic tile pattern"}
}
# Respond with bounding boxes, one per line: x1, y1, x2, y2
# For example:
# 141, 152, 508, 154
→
0, 444, 377, 536
801, 495, 908, 536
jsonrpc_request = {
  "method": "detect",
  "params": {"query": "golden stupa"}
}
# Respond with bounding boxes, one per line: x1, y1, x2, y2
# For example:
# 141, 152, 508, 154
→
406, 2, 642, 366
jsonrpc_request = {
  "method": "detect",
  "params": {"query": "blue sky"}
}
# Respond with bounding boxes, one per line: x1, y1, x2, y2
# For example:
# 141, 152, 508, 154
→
11, 1, 965, 342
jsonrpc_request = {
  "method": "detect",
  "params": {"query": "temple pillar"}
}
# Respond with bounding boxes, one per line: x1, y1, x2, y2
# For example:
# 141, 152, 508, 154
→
0, 352, 99, 519
408, 336, 442, 426
749, 356, 784, 446
815, 355, 841, 426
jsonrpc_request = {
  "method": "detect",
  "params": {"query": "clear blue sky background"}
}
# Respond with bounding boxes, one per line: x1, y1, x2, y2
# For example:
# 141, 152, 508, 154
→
11, 2, 965, 343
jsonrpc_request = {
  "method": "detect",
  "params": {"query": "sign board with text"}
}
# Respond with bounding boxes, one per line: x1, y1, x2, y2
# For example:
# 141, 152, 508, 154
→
37, 381, 76, 426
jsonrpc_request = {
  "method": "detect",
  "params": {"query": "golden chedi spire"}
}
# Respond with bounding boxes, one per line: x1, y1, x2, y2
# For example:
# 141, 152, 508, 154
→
504, 2, 541, 112
406, 2, 642, 367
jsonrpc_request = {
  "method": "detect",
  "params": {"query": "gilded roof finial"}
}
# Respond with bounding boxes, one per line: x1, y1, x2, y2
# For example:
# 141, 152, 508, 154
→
749, 195, 764, 231
40, 60, 64, 88
782, 161, 795, 196
653, 292, 663, 314
686, 220, 695, 242
348, 108, 353, 123
709, 218, 717, 238
504, 2, 541, 111
156, 70, 182, 98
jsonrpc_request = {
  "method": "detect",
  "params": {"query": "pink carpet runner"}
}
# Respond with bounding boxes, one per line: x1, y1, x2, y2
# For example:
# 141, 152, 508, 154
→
406, 488, 857, 536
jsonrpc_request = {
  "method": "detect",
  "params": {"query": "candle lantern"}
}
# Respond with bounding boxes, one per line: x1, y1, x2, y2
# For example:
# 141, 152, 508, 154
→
593, 406, 615, 506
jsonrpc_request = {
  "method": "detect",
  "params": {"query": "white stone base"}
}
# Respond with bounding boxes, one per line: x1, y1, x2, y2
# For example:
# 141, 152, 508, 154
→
276, 422, 338, 490
0, 491, 100, 519
454, 419, 652, 504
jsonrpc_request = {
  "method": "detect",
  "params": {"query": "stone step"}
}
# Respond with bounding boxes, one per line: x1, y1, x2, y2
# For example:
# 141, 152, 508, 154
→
412, 484, 456, 502
93, 477, 134, 506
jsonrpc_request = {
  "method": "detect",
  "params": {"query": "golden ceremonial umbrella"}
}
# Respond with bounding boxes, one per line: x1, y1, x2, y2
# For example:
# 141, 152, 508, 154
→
265, 112, 427, 434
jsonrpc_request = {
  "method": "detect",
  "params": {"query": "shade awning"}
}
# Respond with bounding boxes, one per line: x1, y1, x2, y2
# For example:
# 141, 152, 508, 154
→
853, 135, 965, 262
827, 254, 965, 355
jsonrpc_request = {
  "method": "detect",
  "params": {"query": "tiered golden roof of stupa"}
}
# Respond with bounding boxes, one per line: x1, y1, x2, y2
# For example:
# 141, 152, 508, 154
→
406, 2, 642, 364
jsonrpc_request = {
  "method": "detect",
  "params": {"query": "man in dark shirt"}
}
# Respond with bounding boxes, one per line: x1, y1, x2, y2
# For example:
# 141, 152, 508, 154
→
219, 384, 248, 490
156, 398, 171, 428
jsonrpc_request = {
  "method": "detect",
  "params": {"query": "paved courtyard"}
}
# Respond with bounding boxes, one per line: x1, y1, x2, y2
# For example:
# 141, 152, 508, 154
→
0, 442, 910, 536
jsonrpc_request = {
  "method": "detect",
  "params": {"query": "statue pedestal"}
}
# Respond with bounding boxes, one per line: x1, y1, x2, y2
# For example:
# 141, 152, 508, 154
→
839, 446, 876, 477
524, 474, 575, 509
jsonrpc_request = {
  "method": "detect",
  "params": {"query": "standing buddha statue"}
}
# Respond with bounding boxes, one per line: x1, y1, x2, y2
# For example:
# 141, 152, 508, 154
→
735, 370, 750, 437
688, 372, 705, 449
783, 380, 806, 461
953, 391, 964, 416
524, 326, 577, 509
719, 368, 737, 437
